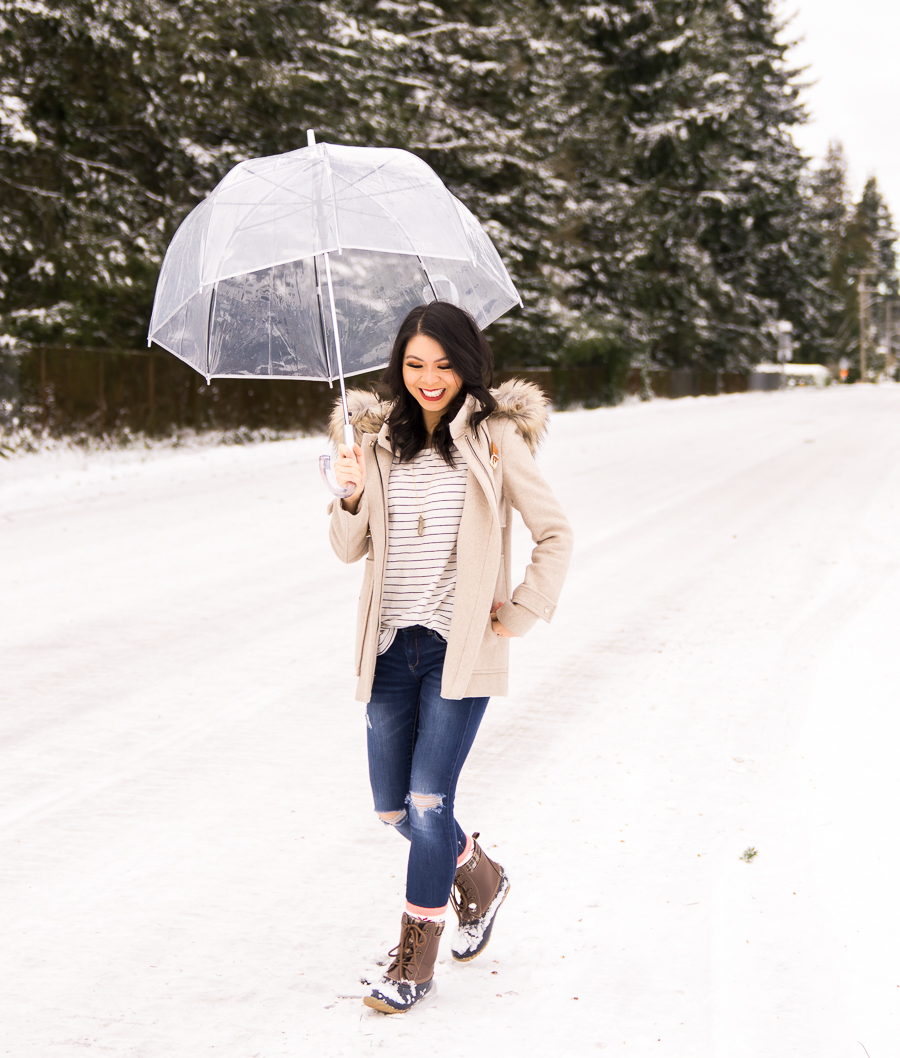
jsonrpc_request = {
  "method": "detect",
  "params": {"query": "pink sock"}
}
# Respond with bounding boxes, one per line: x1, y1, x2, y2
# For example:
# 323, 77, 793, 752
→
456, 833, 475, 868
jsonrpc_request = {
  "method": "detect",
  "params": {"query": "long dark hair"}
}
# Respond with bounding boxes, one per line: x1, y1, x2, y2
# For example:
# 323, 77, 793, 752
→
381, 302, 497, 464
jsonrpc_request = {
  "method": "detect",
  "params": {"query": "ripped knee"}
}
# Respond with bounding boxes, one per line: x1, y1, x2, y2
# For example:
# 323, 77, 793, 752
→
408, 791, 445, 816
377, 808, 407, 827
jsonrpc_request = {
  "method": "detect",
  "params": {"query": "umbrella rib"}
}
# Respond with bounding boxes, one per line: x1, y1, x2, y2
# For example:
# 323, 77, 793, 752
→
328, 151, 469, 256
418, 256, 439, 302
209, 195, 321, 241
208, 168, 331, 277
321, 143, 342, 253
333, 154, 441, 198
267, 268, 273, 376
312, 255, 332, 382
205, 282, 218, 381
332, 166, 472, 263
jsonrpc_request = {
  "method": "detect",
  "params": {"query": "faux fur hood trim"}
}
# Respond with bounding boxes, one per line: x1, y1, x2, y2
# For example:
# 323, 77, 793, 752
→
327, 378, 550, 454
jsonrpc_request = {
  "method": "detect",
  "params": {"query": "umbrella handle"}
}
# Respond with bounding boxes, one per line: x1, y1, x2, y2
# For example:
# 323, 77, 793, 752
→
319, 453, 356, 499
320, 418, 358, 498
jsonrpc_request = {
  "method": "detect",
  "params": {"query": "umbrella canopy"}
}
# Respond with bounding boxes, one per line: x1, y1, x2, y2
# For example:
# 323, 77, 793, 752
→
148, 137, 521, 384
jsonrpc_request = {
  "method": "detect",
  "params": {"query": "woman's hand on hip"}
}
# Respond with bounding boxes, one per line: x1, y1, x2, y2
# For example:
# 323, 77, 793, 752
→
336, 442, 366, 513
490, 601, 516, 638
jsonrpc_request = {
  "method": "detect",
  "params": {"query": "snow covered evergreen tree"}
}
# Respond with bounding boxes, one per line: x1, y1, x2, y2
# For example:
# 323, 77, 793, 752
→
846, 177, 897, 292
844, 176, 898, 374
807, 151, 898, 369
808, 141, 855, 360
578, 0, 835, 370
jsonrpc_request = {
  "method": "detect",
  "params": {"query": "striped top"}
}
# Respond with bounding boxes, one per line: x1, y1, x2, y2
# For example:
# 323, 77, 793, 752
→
378, 446, 468, 654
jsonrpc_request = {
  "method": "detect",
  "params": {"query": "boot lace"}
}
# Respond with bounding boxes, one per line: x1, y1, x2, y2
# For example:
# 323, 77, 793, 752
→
450, 834, 481, 920
387, 918, 430, 980
450, 875, 478, 920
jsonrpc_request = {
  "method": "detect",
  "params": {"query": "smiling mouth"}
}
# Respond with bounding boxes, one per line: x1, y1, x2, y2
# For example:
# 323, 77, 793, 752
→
419, 388, 446, 402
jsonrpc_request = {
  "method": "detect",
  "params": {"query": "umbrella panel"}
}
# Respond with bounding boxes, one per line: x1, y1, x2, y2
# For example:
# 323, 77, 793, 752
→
150, 281, 215, 377
314, 250, 431, 380
210, 257, 331, 379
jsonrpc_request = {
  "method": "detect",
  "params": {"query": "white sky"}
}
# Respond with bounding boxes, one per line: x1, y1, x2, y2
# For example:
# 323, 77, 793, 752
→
778, 0, 900, 217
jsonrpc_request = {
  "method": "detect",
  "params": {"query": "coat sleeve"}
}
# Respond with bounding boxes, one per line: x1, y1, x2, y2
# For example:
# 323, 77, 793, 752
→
493, 419, 574, 637
327, 492, 370, 564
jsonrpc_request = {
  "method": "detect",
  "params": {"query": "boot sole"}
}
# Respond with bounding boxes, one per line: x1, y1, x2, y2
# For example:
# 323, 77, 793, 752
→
362, 981, 435, 1014
451, 876, 510, 962
363, 995, 407, 1014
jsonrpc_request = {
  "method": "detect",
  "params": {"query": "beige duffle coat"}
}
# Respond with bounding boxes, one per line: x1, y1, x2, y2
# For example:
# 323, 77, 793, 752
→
328, 379, 573, 703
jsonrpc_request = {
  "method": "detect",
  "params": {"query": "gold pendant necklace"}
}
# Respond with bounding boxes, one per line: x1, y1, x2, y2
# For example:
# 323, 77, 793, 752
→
411, 451, 438, 537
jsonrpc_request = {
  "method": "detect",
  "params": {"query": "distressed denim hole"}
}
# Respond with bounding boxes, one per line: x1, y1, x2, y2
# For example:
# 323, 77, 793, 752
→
377, 809, 407, 827
408, 791, 444, 815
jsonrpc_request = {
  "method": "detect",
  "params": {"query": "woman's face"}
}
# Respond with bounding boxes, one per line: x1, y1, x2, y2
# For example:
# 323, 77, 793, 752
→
402, 334, 463, 426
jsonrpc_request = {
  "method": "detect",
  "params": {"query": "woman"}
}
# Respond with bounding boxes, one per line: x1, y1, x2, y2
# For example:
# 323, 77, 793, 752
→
328, 302, 572, 1013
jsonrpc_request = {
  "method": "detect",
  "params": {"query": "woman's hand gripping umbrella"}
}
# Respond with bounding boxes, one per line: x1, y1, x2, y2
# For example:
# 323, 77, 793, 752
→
333, 442, 366, 512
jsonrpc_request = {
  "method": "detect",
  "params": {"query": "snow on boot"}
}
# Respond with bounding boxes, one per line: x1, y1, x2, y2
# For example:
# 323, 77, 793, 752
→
363, 913, 444, 1014
450, 832, 510, 962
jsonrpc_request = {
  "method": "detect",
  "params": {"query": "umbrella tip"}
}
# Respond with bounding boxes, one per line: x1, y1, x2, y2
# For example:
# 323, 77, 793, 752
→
307, 129, 316, 147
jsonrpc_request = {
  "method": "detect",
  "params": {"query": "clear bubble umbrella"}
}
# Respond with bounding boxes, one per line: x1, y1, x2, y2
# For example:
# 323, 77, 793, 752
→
148, 131, 521, 496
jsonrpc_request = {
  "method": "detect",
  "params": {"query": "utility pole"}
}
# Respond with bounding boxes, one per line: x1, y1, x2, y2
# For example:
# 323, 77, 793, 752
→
777, 320, 793, 387
885, 297, 900, 378
859, 271, 868, 380
886, 297, 892, 376
853, 269, 876, 381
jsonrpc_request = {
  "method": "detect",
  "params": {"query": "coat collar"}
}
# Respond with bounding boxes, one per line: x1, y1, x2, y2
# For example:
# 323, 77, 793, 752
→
371, 393, 479, 454
328, 378, 549, 455
449, 394, 479, 442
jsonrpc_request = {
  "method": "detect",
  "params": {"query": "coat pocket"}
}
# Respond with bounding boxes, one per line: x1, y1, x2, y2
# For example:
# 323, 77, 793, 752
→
476, 612, 509, 673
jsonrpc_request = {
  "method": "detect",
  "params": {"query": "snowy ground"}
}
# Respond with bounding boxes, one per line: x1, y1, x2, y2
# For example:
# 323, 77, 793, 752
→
2, 385, 898, 1057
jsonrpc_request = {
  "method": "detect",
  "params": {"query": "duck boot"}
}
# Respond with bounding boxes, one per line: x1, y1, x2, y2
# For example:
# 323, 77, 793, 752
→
364, 913, 445, 1013
450, 832, 510, 962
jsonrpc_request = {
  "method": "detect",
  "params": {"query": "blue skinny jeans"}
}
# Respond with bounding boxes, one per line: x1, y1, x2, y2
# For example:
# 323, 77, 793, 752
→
366, 626, 488, 914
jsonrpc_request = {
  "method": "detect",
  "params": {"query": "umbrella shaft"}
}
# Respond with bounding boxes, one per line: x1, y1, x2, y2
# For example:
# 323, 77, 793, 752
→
323, 251, 351, 431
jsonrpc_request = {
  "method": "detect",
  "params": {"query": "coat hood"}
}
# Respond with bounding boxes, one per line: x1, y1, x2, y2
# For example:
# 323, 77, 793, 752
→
327, 378, 550, 455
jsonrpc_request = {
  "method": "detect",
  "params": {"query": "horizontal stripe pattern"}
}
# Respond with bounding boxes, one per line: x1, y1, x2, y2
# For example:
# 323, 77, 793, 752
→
378, 447, 467, 654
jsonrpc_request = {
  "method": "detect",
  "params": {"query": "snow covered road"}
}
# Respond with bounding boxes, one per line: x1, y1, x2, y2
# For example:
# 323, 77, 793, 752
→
2, 385, 898, 1057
